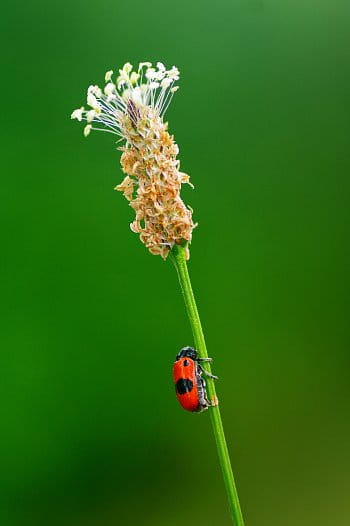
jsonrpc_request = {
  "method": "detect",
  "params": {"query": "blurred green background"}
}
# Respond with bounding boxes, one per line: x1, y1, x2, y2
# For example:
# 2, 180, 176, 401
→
1, 0, 350, 525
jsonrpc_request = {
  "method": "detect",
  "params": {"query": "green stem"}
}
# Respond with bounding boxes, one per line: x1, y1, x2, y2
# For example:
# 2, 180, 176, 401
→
170, 243, 245, 526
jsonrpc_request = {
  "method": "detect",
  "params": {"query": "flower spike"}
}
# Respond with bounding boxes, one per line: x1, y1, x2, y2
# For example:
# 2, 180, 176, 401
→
71, 61, 195, 259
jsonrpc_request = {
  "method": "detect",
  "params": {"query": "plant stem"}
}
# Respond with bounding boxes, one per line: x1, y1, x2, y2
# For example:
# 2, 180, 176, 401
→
170, 243, 244, 526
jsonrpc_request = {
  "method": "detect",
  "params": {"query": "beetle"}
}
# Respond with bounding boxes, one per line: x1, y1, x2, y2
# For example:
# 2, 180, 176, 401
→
173, 346, 218, 413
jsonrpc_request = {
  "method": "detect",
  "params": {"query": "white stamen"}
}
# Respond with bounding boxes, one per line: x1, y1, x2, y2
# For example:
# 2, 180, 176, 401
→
71, 107, 84, 121
161, 78, 172, 89
86, 110, 97, 122
123, 62, 133, 74
87, 92, 99, 109
84, 124, 92, 137
105, 70, 113, 82
145, 68, 157, 80
138, 61, 152, 70
88, 85, 102, 97
104, 82, 116, 96
130, 71, 140, 85
168, 66, 180, 80
72, 60, 180, 139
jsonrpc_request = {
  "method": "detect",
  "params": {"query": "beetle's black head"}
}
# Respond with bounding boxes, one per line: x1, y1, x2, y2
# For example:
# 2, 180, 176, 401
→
176, 346, 198, 361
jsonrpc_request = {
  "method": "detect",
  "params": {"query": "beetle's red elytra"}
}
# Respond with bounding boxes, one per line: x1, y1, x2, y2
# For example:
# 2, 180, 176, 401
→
173, 347, 218, 413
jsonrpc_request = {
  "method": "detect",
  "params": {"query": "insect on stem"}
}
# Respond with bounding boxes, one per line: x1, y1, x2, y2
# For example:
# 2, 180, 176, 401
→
170, 243, 245, 526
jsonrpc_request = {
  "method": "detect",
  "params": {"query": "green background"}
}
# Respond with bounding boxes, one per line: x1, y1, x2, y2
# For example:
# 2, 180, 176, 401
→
1, 0, 350, 524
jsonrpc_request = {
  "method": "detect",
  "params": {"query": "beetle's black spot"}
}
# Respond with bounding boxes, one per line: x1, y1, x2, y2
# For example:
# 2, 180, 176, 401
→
176, 378, 193, 395
183, 359, 189, 367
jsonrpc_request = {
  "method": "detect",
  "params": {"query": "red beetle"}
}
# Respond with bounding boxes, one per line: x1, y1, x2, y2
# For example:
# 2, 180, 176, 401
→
173, 346, 218, 413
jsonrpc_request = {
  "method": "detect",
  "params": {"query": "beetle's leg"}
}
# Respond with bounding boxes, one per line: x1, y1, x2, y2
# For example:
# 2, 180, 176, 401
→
196, 357, 213, 362
198, 364, 218, 380
196, 375, 209, 411
203, 369, 219, 380
209, 395, 219, 407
